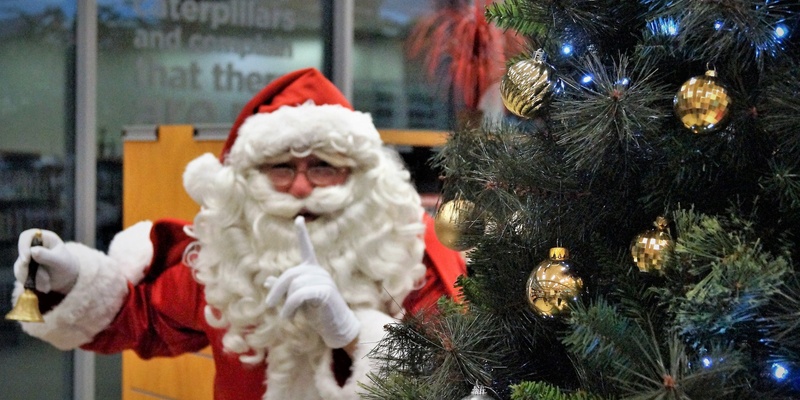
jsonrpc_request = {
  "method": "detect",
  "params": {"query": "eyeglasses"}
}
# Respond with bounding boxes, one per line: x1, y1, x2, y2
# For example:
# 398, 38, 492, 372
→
259, 164, 350, 188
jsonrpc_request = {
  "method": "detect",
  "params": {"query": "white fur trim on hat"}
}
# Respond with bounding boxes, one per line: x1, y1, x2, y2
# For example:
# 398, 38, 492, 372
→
183, 152, 225, 205
226, 102, 383, 170
19, 242, 129, 350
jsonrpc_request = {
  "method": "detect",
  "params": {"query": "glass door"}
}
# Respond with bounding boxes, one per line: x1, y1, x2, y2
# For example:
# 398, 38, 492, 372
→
0, 1, 77, 398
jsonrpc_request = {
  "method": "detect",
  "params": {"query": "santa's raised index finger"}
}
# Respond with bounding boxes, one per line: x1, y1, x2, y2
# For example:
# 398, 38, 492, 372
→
294, 216, 318, 264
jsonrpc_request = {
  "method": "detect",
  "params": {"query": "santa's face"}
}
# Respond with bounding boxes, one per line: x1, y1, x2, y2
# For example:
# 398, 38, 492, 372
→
240, 150, 364, 235
257, 155, 351, 222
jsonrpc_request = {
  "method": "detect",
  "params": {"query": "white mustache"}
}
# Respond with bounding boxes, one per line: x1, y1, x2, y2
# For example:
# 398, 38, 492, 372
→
260, 182, 355, 219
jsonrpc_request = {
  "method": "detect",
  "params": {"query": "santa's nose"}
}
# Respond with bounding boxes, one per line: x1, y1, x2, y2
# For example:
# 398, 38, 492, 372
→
286, 170, 314, 199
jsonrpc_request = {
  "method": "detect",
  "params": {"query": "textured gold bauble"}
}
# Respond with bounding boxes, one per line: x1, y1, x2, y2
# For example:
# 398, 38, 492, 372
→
674, 69, 731, 134
526, 247, 583, 317
434, 199, 476, 251
631, 216, 673, 273
500, 50, 555, 119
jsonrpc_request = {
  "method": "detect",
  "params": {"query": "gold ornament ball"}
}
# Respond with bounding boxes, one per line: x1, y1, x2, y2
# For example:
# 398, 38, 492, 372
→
526, 247, 583, 317
631, 216, 674, 273
674, 69, 732, 134
500, 50, 555, 119
434, 199, 476, 251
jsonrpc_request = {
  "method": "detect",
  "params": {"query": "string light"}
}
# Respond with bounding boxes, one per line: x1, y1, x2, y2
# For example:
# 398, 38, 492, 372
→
648, 18, 679, 36
714, 21, 723, 30
581, 75, 593, 84
561, 44, 573, 55
702, 357, 713, 368
667, 21, 678, 35
775, 24, 789, 39
772, 363, 789, 380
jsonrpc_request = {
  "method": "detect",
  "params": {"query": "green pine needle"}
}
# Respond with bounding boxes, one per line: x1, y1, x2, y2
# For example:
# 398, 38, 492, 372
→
510, 380, 604, 400
652, 208, 791, 349
365, 302, 504, 399
552, 53, 671, 174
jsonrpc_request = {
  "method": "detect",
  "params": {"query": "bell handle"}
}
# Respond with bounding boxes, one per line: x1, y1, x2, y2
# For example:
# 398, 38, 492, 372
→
23, 231, 44, 292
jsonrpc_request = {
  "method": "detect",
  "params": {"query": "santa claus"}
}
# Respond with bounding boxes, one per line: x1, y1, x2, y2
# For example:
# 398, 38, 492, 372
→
12, 68, 466, 400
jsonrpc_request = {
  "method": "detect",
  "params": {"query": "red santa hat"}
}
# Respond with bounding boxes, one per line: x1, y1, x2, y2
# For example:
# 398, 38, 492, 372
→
184, 68, 384, 204
220, 67, 354, 163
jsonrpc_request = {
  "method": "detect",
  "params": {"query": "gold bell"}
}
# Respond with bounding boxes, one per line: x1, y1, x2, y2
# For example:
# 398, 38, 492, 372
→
6, 289, 44, 323
6, 231, 45, 323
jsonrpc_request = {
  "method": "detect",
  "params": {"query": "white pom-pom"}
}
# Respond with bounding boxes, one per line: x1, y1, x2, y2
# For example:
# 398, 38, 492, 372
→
183, 153, 223, 205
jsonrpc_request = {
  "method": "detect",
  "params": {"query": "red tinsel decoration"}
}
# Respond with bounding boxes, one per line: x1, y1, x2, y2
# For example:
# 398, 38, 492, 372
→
407, 0, 523, 111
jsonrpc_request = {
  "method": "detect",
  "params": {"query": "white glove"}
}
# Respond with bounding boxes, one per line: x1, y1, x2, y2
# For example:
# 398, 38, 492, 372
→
265, 216, 361, 349
14, 229, 79, 294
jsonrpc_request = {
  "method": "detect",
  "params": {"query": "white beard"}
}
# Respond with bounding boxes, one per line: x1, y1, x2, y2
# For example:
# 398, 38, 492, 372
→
186, 149, 427, 366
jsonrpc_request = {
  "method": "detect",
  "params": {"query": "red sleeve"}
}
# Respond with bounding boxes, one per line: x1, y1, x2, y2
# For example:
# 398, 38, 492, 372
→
402, 213, 467, 315
83, 219, 210, 358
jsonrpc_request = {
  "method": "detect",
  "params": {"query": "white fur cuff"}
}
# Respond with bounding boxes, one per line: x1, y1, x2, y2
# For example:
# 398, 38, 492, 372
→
107, 221, 154, 285
20, 242, 129, 350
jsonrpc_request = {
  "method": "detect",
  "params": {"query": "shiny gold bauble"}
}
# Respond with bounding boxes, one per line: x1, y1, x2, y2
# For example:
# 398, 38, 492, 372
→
500, 50, 555, 119
434, 199, 476, 251
631, 216, 674, 273
674, 69, 731, 134
526, 247, 583, 317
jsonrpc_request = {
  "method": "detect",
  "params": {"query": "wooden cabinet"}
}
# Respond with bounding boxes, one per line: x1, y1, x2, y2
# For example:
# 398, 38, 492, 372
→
121, 124, 447, 399
122, 125, 221, 400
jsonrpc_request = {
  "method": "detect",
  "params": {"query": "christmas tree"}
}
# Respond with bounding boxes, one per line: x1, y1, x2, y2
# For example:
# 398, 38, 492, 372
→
364, 1, 800, 399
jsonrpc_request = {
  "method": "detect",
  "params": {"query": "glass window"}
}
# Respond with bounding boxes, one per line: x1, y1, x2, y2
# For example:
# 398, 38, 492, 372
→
97, 0, 325, 140
0, 1, 76, 398
95, 0, 327, 244
352, 0, 451, 130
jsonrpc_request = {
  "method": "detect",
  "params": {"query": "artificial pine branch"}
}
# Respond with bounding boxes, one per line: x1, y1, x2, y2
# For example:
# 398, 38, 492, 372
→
485, 0, 547, 38
641, 0, 797, 69
562, 299, 652, 392
566, 298, 747, 399
657, 208, 791, 345
551, 52, 671, 174
587, 232, 659, 319
367, 300, 505, 399
759, 60, 800, 154
609, 334, 746, 399
767, 276, 800, 361
431, 119, 590, 246
510, 380, 603, 400
359, 374, 430, 400
760, 159, 800, 216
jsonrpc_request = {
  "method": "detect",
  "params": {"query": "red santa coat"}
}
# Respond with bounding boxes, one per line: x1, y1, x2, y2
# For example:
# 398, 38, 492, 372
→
32, 214, 464, 400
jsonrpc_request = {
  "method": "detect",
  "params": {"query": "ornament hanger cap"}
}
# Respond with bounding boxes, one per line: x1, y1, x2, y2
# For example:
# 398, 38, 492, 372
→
705, 63, 717, 77
549, 247, 569, 260
471, 385, 487, 395
654, 216, 669, 230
